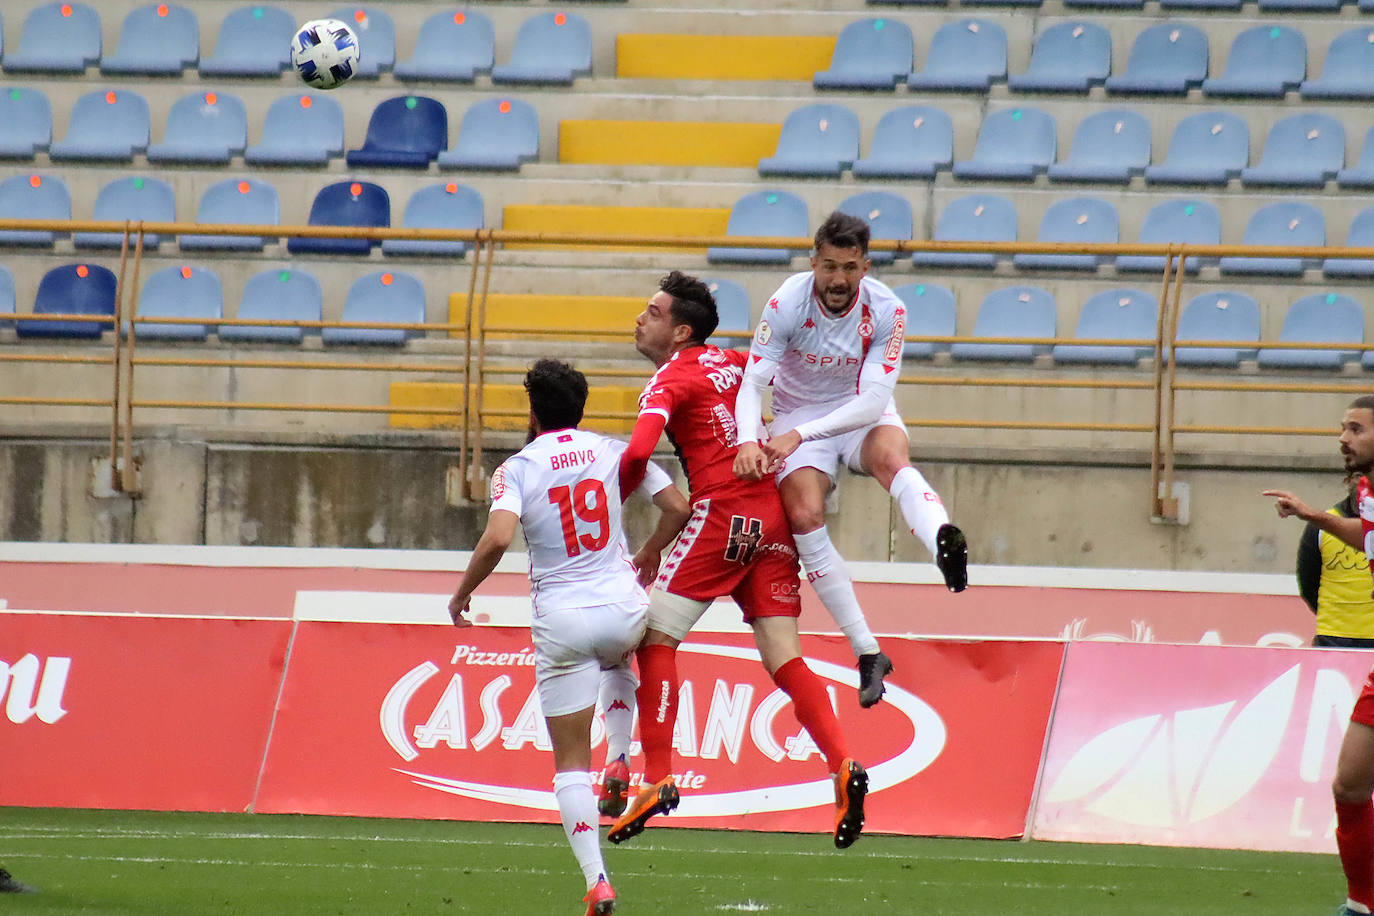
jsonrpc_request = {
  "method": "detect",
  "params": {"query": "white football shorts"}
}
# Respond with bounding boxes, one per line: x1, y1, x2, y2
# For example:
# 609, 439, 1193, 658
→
773, 399, 908, 483
531, 597, 647, 717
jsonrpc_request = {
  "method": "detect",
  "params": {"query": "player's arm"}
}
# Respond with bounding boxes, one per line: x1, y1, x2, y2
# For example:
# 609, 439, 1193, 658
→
1295, 522, 1320, 614
734, 353, 778, 480
449, 509, 518, 627
619, 409, 667, 498
632, 477, 691, 589
1263, 489, 1364, 551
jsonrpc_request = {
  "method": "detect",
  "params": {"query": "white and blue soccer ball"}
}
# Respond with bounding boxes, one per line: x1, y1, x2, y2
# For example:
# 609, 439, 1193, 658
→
290, 18, 360, 90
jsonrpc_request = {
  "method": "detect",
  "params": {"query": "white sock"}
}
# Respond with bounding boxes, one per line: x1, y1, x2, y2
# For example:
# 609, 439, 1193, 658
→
552, 770, 604, 890
599, 665, 637, 764
793, 526, 880, 658
1347, 900, 1372, 915
890, 466, 949, 558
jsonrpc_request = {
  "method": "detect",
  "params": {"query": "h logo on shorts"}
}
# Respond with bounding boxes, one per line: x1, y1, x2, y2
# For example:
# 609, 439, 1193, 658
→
725, 515, 763, 565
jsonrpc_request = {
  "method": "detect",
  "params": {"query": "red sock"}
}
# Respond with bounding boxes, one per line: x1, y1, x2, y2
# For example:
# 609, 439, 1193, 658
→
1338, 800, 1374, 907
772, 657, 848, 774
635, 644, 678, 784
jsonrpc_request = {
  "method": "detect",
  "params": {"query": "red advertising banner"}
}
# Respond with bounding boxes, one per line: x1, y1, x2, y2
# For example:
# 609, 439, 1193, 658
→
257, 622, 1064, 839
0, 613, 290, 812
1033, 642, 1373, 853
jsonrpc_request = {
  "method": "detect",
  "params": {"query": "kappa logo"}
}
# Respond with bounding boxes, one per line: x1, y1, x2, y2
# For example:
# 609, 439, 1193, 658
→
802, 318, 816, 329
608, 699, 631, 712
572, 821, 593, 835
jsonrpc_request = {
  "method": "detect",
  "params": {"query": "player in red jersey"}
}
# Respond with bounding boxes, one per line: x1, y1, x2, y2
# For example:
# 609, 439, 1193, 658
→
605, 271, 868, 850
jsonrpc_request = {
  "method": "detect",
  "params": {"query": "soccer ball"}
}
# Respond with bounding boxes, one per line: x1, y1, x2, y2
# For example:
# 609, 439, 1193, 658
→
290, 18, 360, 90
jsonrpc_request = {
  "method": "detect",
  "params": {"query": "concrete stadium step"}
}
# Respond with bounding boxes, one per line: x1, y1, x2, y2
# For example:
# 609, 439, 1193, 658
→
389, 380, 643, 432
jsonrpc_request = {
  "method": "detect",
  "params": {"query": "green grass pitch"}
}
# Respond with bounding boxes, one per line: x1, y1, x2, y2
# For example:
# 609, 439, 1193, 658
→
0, 808, 1342, 914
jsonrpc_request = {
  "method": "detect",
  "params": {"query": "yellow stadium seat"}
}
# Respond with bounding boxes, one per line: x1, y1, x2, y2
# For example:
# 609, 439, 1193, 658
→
558, 119, 780, 167
448, 292, 645, 343
616, 34, 835, 81
502, 204, 730, 252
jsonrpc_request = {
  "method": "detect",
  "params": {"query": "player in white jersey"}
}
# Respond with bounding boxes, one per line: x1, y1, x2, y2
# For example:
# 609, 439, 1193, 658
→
734, 211, 969, 708
449, 359, 689, 916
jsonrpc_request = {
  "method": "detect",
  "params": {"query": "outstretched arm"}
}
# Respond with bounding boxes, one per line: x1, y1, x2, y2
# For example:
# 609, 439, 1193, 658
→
619, 410, 667, 498
449, 509, 519, 626
1263, 490, 1363, 551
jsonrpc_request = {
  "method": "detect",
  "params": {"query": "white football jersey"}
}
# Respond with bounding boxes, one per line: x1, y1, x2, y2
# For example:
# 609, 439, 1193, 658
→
748, 271, 906, 416
490, 428, 672, 614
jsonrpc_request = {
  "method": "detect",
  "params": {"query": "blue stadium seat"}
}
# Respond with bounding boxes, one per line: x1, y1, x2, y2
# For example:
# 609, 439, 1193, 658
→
147, 91, 247, 165
814, 18, 913, 90
0, 87, 52, 159
1161, 0, 1238, 12
346, 95, 447, 169
852, 105, 952, 179
1013, 196, 1118, 271
1052, 289, 1158, 365
950, 286, 1056, 362
1117, 199, 1220, 274
758, 104, 860, 177
913, 194, 1016, 270
707, 190, 808, 265
3, 2, 100, 74
1325, 207, 1374, 278
0, 265, 14, 327
953, 107, 1056, 180
1301, 29, 1374, 100
288, 180, 390, 255
245, 93, 344, 167
74, 176, 175, 250
49, 89, 149, 162
1339, 127, 1374, 189
1173, 291, 1260, 367
1259, 293, 1362, 370
100, 4, 197, 75
1202, 25, 1305, 98
323, 271, 425, 346
1144, 111, 1248, 186
395, 10, 494, 83
438, 98, 539, 171
907, 19, 1006, 91
1047, 109, 1150, 184
16, 263, 116, 339
0, 173, 68, 246
492, 11, 592, 85
1240, 113, 1343, 188
179, 178, 280, 251
836, 191, 912, 266
1261, 0, 1338, 11
200, 5, 294, 77
1065, 0, 1142, 10
327, 7, 395, 78
382, 182, 483, 257
1219, 201, 1323, 276
891, 283, 957, 359
705, 277, 751, 348
1007, 21, 1110, 94
1106, 23, 1208, 95
132, 265, 221, 341
220, 268, 323, 344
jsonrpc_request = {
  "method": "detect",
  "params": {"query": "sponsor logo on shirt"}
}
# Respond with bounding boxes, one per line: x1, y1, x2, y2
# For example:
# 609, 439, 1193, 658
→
490, 464, 507, 500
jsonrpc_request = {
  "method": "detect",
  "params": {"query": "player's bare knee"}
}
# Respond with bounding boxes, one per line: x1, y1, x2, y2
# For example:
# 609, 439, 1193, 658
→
1333, 771, 1374, 805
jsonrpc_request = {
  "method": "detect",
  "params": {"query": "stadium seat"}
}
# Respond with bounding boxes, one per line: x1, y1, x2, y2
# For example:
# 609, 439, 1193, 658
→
179, 178, 280, 251
1258, 293, 1362, 370
327, 7, 395, 78
906, 19, 1007, 91
1218, 201, 1323, 276
437, 98, 539, 171
1065, 0, 1143, 10
1240, 113, 1343, 188
382, 182, 483, 257
952, 107, 1056, 180
851, 105, 952, 179
912, 194, 1016, 270
1173, 291, 1260, 367
199, 5, 294, 77
49, 89, 149, 162
1261, 0, 1338, 11
492, 11, 592, 85
1201, 25, 1305, 98
322, 271, 425, 346
1117, 199, 1220, 274
891, 283, 957, 359
0, 87, 52, 159
1301, 29, 1374, 100
814, 18, 913, 90
1339, 127, 1374, 189
758, 104, 860, 177
0, 265, 14, 326
131, 265, 221, 341
1052, 288, 1158, 366
16, 263, 116, 339
1325, 207, 1374, 278
1106, 23, 1208, 95
288, 180, 390, 255
0, 173, 68, 246
3, 2, 100, 74
706, 190, 808, 265
1047, 109, 1150, 184
1144, 111, 1249, 186
74, 176, 175, 250
245, 93, 344, 167
705, 277, 751, 348
346, 95, 447, 169
1007, 21, 1111, 94
220, 268, 323, 344
147, 91, 247, 165
1013, 196, 1118, 271
836, 191, 912, 266
101, 4, 197, 75
395, 10, 494, 83
950, 286, 1056, 362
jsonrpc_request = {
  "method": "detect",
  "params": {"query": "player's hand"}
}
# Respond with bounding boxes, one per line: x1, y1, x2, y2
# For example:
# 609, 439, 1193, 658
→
761, 430, 802, 466
734, 442, 768, 481
1262, 489, 1314, 522
448, 592, 474, 628
631, 548, 661, 589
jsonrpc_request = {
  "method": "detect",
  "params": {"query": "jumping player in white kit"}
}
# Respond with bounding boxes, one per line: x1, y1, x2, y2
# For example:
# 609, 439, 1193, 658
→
449, 359, 689, 916
734, 211, 969, 708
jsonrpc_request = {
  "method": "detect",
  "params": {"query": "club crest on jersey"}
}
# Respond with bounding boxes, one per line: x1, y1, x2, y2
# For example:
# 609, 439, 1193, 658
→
755, 320, 773, 346
857, 318, 875, 341
490, 464, 507, 500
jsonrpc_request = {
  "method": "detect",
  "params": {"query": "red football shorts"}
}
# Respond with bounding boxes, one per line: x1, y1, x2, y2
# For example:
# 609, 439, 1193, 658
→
1354, 666, 1374, 728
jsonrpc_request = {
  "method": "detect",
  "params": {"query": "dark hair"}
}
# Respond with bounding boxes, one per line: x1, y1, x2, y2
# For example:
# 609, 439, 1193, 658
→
1351, 395, 1374, 414
524, 358, 587, 431
814, 211, 870, 257
659, 270, 718, 344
